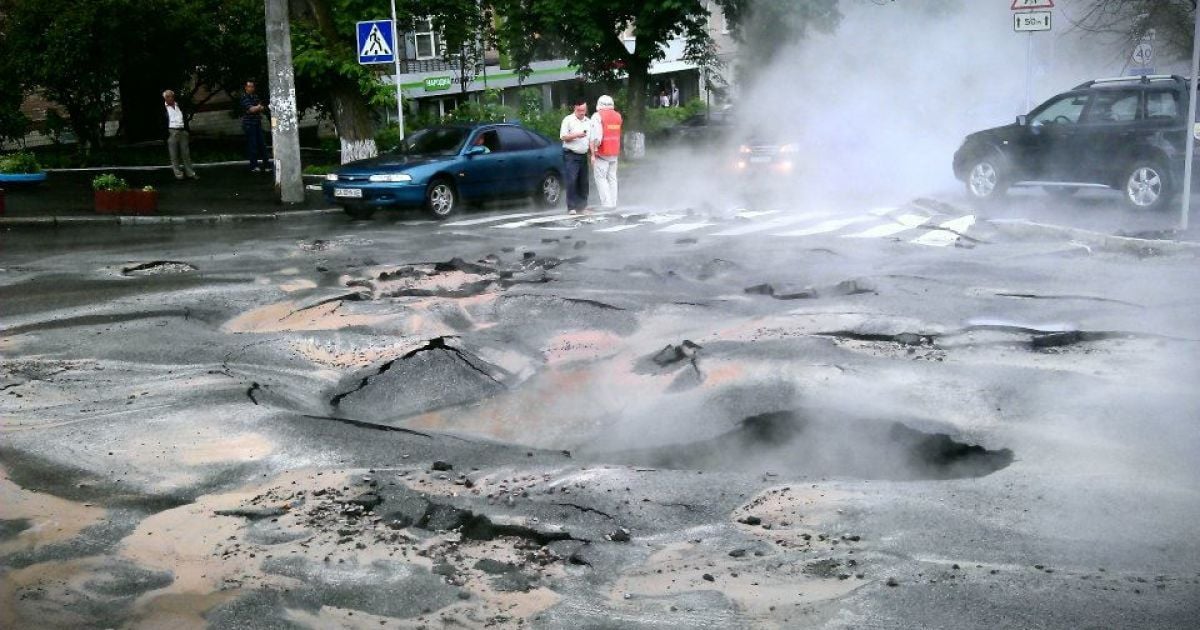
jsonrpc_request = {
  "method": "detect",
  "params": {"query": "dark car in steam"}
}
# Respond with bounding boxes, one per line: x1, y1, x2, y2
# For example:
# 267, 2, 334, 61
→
953, 74, 1197, 211
323, 123, 564, 220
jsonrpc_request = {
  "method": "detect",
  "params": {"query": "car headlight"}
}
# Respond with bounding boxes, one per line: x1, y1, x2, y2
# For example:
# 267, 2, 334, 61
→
738, 145, 752, 154
325, 173, 339, 181
368, 173, 413, 183
779, 143, 799, 154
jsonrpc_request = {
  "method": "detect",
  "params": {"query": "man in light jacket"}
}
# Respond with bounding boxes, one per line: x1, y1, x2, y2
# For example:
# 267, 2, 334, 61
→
162, 90, 197, 180
589, 95, 622, 210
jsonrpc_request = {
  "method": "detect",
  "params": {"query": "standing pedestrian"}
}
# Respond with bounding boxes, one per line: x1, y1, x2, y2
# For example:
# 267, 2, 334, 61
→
162, 90, 197, 180
240, 80, 269, 172
559, 98, 591, 214
590, 95, 622, 210
671, 82, 680, 107
659, 90, 670, 108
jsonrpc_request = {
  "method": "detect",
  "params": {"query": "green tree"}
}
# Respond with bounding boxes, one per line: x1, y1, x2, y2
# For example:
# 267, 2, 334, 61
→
292, 0, 396, 163
733, 0, 841, 88
1073, 1, 1194, 62
1, 0, 125, 158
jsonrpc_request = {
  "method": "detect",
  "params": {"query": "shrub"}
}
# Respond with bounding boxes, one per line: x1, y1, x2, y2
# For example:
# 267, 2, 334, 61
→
142, 185, 155, 192
375, 127, 402, 152
91, 173, 128, 191
0, 151, 42, 174
303, 164, 336, 175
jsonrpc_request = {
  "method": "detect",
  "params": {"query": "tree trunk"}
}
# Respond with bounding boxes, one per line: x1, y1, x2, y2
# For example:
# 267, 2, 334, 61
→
118, 74, 163, 143
305, 0, 377, 164
331, 83, 378, 163
625, 58, 650, 132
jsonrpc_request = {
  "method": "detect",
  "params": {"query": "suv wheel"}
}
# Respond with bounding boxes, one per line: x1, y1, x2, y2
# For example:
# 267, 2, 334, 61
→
965, 155, 1008, 203
424, 178, 458, 219
1122, 160, 1171, 211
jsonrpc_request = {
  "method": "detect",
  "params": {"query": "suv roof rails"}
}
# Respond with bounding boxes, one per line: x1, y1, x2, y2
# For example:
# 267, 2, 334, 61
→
1073, 75, 1186, 89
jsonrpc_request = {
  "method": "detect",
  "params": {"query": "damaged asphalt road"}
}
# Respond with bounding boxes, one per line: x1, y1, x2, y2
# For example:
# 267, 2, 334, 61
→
2, 208, 1199, 628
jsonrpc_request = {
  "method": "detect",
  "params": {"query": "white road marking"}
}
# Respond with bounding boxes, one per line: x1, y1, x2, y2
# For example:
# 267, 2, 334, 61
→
594, 224, 642, 233
772, 215, 877, 237
842, 213, 931, 238
709, 212, 831, 236
639, 213, 687, 225
868, 206, 900, 216
444, 211, 547, 226
493, 214, 580, 228
734, 209, 780, 219
911, 215, 976, 247
657, 222, 715, 233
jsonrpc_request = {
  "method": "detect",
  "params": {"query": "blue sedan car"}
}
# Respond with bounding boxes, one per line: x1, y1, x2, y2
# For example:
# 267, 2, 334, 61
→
323, 122, 565, 219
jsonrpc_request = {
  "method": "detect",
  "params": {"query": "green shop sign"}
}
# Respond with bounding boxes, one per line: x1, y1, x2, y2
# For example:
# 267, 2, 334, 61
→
423, 76, 452, 91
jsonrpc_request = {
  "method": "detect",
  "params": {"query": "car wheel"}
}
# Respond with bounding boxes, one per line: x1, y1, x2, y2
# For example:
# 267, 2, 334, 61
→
1043, 186, 1079, 198
535, 172, 562, 208
1122, 160, 1171, 211
343, 205, 375, 220
424, 178, 458, 219
964, 154, 1008, 203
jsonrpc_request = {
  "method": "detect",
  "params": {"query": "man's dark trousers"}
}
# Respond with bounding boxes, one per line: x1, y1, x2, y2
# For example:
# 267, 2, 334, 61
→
244, 123, 267, 171
563, 151, 589, 211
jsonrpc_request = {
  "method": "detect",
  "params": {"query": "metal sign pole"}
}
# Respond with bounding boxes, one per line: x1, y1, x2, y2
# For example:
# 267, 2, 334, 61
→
1181, 8, 1200, 231
1024, 31, 1033, 113
390, 0, 405, 140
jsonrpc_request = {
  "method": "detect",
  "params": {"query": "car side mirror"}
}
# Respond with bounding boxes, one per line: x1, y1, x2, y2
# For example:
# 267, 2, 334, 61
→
465, 146, 488, 157
1016, 115, 1027, 126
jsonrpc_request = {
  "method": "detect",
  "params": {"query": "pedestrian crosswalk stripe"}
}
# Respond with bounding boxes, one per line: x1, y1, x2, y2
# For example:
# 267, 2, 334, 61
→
868, 206, 901, 216
842, 213, 931, 238
656, 222, 715, 233
639, 213, 687, 225
734, 209, 780, 219
444, 211, 547, 226
493, 213, 581, 228
772, 215, 876, 237
911, 215, 975, 247
594, 224, 642, 233
710, 211, 831, 236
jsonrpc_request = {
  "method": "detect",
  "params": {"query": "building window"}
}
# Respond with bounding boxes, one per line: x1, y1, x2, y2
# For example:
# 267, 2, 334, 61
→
414, 18, 439, 60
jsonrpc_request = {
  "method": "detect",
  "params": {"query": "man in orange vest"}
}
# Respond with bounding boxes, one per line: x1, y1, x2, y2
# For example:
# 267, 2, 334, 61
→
590, 95, 622, 210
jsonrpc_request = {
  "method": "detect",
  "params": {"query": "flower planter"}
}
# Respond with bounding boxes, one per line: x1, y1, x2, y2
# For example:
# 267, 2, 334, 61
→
123, 190, 158, 215
93, 190, 158, 215
94, 190, 124, 214
0, 172, 47, 185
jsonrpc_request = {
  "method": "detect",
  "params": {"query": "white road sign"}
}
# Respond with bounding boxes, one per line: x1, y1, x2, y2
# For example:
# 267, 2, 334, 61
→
1014, 11, 1051, 32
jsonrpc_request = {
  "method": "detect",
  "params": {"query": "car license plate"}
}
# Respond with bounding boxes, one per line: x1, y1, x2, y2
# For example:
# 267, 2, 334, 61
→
749, 156, 771, 164
334, 188, 363, 198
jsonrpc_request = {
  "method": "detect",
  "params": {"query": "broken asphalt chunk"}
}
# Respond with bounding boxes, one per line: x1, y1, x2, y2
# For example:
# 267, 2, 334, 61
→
651, 340, 702, 367
606, 527, 632, 543
431, 460, 453, 472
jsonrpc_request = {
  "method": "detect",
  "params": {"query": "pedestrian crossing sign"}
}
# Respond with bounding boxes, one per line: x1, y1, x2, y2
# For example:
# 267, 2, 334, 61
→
357, 20, 396, 65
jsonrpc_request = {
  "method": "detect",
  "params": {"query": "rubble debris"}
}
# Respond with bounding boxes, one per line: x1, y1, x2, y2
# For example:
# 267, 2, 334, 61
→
214, 506, 288, 520
728, 548, 748, 558
606, 528, 632, 543
651, 340, 702, 367
745, 279, 875, 300
121, 260, 198, 276
738, 516, 762, 526
245, 382, 262, 405
431, 460, 453, 472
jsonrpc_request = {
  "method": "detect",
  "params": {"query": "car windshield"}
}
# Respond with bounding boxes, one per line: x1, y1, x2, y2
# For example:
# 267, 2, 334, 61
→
400, 128, 469, 156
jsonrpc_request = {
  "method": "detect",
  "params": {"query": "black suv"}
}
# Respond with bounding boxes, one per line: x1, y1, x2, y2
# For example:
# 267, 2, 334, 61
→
953, 75, 1195, 211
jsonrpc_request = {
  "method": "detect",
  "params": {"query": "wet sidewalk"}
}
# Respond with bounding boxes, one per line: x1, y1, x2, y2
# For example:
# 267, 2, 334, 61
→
0, 163, 333, 224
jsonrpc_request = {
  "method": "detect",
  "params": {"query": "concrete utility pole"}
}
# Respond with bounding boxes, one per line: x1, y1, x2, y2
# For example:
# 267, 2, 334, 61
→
1181, 4, 1200, 230
265, 0, 305, 204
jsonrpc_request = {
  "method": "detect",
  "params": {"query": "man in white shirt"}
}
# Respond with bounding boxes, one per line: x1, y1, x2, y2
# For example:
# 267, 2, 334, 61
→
559, 99, 591, 213
162, 90, 197, 180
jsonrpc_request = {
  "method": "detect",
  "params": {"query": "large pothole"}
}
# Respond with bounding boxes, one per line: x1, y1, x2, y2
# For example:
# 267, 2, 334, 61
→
594, 410, 1012, 481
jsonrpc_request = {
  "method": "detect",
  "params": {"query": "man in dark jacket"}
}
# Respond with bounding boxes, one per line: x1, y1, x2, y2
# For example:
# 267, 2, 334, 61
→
240, 81, 269, 172
163, 90, 197, 180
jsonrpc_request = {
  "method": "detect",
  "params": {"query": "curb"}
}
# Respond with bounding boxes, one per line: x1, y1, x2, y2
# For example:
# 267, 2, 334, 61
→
0, 207, 342, 228
987, 218, 1200, 256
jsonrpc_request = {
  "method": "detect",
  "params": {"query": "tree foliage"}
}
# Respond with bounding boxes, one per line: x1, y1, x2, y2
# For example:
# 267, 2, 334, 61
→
1072, 0, 1195, 62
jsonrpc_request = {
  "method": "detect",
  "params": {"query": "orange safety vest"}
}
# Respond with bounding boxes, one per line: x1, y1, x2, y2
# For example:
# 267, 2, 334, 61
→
597, 109, 622, 157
